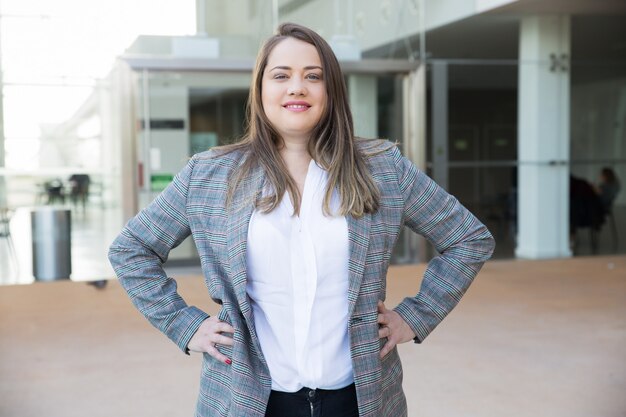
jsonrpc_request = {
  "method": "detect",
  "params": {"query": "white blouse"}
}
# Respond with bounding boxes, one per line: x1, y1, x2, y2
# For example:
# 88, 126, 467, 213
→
246, 159, 353, 392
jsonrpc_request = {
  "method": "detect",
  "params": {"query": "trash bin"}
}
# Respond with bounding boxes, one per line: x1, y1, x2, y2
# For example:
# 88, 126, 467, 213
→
31, 207, 71, 281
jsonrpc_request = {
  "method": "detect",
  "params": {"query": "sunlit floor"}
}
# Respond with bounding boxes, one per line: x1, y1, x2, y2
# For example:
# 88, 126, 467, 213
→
0, 256, 624, 417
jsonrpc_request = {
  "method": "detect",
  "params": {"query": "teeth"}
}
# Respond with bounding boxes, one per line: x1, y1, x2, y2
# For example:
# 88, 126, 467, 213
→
286, 104, 308, 109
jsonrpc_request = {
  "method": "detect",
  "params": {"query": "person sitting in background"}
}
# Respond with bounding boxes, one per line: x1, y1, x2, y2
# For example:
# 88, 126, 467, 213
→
569, 174, 605, 251
570, 175, 604, 233
594, 167, 620, 216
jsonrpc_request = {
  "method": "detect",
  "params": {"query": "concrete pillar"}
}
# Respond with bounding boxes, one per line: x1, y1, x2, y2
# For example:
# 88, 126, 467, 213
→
516, 15, 571, 259
349, 75, 377, 138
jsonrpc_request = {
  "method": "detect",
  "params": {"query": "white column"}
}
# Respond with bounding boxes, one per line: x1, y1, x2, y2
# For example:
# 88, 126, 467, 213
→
349, 75, 377, 138
516, 15, 571, 259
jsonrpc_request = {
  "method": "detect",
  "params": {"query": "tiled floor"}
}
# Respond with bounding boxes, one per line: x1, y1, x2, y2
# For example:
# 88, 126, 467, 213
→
0, 256, 624, 417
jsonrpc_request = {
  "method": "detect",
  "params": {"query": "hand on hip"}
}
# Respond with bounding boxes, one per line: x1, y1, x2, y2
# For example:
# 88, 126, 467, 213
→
188, 316, 234, 365
377, 300, 416, 359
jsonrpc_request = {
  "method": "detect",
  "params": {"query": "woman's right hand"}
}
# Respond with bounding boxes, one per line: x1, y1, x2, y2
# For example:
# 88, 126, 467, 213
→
187, 316, 235, 365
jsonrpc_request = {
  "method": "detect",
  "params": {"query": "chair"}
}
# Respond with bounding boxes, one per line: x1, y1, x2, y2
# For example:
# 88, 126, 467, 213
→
68, 174, 90, 211
569, 175, 604, 254
44, 179, 66, 205
596, 171, 620, 251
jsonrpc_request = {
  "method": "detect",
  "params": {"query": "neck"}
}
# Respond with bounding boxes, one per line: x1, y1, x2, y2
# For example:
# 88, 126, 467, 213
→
278, 136, 311, 160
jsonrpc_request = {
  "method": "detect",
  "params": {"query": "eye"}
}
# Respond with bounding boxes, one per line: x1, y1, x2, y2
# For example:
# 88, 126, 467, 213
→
306, 73, 322, 81
272, 73, 288, 80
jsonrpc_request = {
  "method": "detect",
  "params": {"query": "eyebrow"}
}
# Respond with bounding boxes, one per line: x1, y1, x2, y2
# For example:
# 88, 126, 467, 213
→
268, 65, 323, 71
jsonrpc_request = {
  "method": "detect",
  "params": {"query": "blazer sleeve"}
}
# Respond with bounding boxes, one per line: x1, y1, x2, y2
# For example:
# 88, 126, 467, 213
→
108, 155, 209, 354
389, 146, 496, 343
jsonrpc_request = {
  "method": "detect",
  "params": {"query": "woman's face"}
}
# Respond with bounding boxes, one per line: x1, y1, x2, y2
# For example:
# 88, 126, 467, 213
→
261, 37, 327, 144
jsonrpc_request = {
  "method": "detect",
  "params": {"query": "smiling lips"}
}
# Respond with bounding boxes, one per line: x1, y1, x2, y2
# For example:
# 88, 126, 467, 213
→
283, 101, 311, 112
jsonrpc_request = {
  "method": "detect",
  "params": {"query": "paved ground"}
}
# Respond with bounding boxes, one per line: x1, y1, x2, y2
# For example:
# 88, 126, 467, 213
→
1, 255, 624, 417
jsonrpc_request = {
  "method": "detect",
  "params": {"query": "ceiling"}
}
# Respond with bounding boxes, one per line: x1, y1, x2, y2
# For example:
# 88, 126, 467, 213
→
365, 14, 626, 62
363, 4, 626, 88
489, 0, 626, 15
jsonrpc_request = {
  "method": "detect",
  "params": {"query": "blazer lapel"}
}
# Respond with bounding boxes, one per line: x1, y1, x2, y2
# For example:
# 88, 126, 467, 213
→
226, 161, 265, 344
346, 213, 371, 318
225, 160, 371, 343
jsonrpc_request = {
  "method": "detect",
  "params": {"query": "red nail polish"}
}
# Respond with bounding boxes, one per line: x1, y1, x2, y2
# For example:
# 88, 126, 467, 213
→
225, 359, 232, 365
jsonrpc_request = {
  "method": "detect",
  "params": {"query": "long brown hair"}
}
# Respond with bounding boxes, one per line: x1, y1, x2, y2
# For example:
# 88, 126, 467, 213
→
217, 22, 380, 217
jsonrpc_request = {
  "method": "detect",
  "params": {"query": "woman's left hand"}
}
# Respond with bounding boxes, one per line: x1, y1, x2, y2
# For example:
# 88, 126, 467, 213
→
377, 300, 416, 359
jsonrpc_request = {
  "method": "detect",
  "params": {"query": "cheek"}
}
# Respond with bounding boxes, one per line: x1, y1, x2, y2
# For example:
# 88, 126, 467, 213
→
316, 93, 328, 119
317, 90, 328, 112
260, 89, 269, 109
260, 80, 274, 107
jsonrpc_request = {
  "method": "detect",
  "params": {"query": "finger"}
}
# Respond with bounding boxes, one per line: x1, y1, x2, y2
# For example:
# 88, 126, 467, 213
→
213, 333, 235, 346
207, 343, 232, 365
378, 326, 391, 339
377, 300, 386, 313
380, 340, 395, 359
377, 313, 387, 325
216, 322, 235, 334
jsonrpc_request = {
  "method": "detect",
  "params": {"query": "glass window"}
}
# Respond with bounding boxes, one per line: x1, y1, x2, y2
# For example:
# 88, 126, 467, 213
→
0, 1, 195, 284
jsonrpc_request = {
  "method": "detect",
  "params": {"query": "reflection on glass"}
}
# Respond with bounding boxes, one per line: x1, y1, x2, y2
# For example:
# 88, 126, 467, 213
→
0, 0, 197, 285
570, 61, 626, 256
189, 89, 249, 149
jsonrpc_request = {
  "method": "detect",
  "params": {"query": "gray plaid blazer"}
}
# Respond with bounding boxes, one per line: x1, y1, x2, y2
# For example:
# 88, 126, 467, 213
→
109, 141, 495, 417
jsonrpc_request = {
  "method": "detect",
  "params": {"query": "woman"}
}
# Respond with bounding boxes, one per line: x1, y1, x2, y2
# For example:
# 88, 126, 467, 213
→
109, 23, 495, 417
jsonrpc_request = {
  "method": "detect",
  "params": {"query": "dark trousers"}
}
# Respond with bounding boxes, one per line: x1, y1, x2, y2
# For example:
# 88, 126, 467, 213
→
265, 383, 359, 417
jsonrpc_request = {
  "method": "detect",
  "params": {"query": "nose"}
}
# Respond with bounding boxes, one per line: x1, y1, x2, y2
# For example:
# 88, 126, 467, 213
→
288, 78, 306, 96
288, 86, 305, 96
